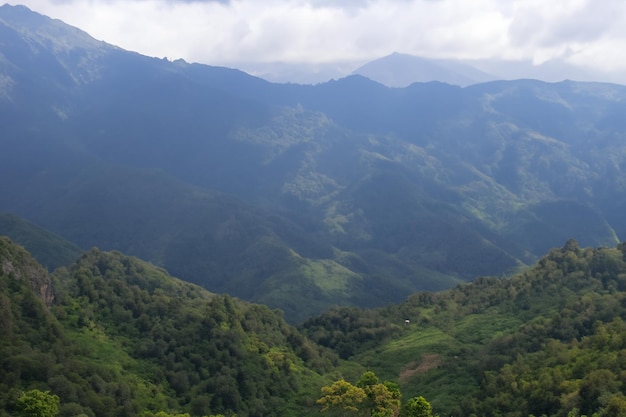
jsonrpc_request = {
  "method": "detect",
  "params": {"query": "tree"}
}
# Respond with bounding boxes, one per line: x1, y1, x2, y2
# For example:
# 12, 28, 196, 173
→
402, 396, 433, 417
601, 395, 626, 417
317, 379, 367, 416
153, 412, 191, 417
318, 372, 401, 417
364, 382, 401, 417
16, 389, 60, 417
357, 371, 380, 388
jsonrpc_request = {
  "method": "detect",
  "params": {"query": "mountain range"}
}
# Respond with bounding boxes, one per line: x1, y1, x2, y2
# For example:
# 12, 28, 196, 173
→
243, 52, 619, 87
2, 4, 626, 322
349, 52, 616, 87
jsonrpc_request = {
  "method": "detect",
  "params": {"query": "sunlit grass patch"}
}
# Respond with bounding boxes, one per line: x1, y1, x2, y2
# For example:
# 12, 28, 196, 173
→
301, 259, 360, 293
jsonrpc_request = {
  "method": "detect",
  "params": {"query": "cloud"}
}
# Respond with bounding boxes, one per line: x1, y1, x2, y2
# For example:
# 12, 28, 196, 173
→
506, 0, 626, 67
12, 0, 626, 74
509, 1, 617, 48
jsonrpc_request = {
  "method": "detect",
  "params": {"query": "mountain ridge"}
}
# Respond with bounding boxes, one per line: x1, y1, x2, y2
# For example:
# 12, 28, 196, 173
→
1, 4, 625, 320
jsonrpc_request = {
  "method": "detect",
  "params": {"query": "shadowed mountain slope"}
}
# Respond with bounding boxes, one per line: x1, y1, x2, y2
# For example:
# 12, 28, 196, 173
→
2, 4, 626, 320
0, 213, 82, 270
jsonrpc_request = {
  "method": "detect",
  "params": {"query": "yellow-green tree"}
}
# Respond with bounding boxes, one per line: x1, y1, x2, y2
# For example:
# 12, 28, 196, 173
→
16, 389, 60, 417
318, 379, 367, 416
601, 395, 626, 417
364, 382, 401, 417
318, 372, 401, 417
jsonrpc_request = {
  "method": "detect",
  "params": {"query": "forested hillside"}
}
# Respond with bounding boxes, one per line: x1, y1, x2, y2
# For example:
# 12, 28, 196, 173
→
4, 235, 626, 417
2, 5, 626, 319
302, 240, 626, 417
0, 213, 82, 270
0, 236, 336, 417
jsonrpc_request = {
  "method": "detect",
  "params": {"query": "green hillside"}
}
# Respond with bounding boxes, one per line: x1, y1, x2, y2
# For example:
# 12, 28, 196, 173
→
4, 233, 626, 417
0, 213, 82, 270
302, 240, 626, 417
0, 236, 335, 417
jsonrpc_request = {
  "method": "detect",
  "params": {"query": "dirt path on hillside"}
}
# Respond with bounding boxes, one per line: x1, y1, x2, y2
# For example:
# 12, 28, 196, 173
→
399, 353, 442, 382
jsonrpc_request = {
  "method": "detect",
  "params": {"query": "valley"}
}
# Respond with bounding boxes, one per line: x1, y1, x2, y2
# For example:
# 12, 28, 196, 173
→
2, 4, 626, 417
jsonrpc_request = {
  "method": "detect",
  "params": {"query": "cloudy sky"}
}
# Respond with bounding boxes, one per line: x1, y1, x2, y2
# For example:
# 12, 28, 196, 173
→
11, 0, 626, 81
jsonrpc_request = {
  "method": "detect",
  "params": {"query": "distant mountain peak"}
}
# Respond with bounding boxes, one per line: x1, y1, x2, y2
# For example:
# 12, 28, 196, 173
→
353, 52, 495, 87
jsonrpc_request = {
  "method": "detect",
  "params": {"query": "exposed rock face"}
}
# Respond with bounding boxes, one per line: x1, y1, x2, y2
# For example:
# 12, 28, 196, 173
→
0, 236, 55, 307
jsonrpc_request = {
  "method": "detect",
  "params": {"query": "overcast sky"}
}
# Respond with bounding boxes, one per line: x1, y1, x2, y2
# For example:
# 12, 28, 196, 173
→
11, 0, 626, 78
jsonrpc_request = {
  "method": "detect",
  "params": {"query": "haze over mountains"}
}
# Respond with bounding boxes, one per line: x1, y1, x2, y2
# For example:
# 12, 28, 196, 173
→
236, 52, 618, 87
349, 52, 609, 88
2, 4, 626, 321
351, 52, 495, 87
240, 51, 621, 87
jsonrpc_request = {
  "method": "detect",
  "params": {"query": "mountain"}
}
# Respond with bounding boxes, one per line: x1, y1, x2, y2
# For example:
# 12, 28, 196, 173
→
469, 56, 618, 84
352, 52, 495, 87
301, 240, 626, 417
4, 233, 626, 417
236, 60, 362, 85
0, 212, 82, 270
0, 236, 335, 417
350, 52, 618, 88
2, 4, 626, 321
233, 54, 621, 87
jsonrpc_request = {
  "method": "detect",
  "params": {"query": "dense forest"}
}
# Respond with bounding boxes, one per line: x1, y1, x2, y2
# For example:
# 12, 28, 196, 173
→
3, 234, 626, 417
0, 237, 335, 417
302, 240, 626, 417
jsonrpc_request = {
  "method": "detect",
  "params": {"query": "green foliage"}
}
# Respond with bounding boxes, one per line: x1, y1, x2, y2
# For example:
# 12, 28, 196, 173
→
301, 307, 403, 359
402, 397, 433, 417
16, 390, 60, 417
52, 248, 336, 416
6, 229, 626, 417
304, 240, 626, 417
356, 372, 380, 388
318, 372, 401, 417
0, 237, 334, 417
318, 379, 367, 415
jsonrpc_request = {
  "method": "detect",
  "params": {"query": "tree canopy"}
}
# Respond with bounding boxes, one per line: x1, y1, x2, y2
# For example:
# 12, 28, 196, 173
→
318, 372, 403, 417
16, 390, 60, 417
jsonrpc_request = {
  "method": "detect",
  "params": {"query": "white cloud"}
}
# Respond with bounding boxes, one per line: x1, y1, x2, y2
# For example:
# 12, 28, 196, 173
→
11, 0, 626, 75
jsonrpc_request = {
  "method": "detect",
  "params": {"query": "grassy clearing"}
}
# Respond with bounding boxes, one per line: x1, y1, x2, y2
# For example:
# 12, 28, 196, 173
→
71, 326, 131, 364
355, 327, 458, 380
454, 311, 523, 344
302, 258, 360, 293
